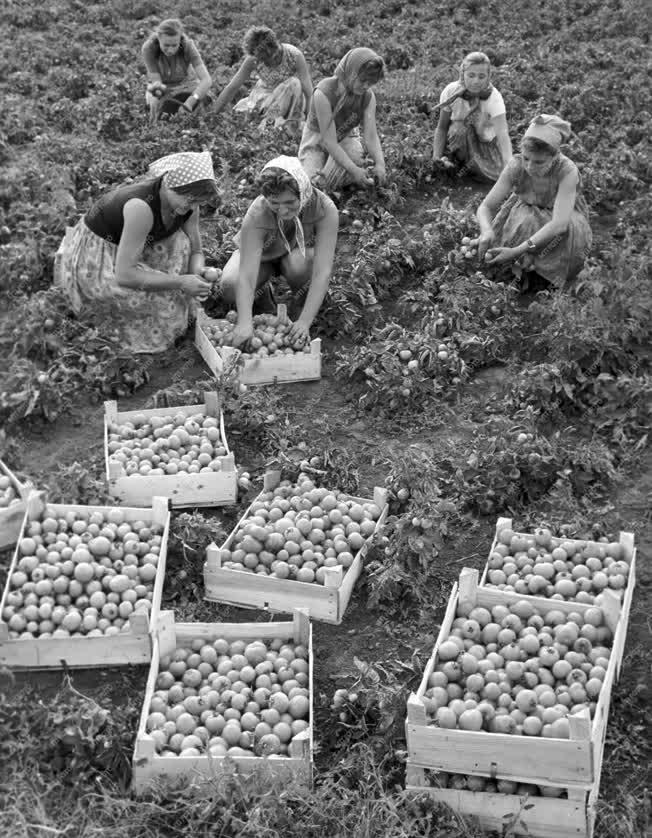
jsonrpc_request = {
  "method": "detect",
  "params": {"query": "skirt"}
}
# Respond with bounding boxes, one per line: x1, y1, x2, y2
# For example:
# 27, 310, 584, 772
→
234, 77, 304, 129
492, 194, 593, 286
447, 121, 504, 182
54, 219, 192, 354
298, 129, 365, 191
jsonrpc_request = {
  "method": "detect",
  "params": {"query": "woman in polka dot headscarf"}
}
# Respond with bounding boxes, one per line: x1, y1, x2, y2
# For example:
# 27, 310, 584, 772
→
54, 152, 220, 353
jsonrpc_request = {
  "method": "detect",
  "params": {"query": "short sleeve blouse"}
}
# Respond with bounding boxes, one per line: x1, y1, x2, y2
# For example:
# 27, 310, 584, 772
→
440, 82, 505, 142
254, 44, 301, 89
305, 76, 371, 141
236, 189, 334, 261
141, 35, 201, 86
504, 153, 585, 211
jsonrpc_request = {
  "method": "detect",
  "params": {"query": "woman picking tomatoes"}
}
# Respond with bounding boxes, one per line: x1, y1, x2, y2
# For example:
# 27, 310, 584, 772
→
218, 155, 339, 348
54, 151, 218, 353
432, 51, 512, 182
213, 26, 313, 135
475, 114, 592, 287
141, 18, 212, 122
298, 47, 387, 191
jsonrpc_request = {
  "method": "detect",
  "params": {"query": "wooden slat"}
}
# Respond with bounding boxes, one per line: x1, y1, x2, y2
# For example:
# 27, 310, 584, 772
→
414, 581, 459, 698
405, 785, 589, 838
406, 723, 593, 787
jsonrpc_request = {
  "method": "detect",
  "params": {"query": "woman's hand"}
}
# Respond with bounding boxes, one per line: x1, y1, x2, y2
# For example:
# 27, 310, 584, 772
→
433, 155, 455, 172
287, 318, 311, 346
351, 165, 375, 187
373, 163, 387, 185
484, 246, 520, 265
179, 273, 212, 299
147, 81, 167, 98
476, 231, 496, 260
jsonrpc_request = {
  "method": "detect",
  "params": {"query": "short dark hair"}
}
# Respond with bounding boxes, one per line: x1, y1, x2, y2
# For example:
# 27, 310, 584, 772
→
358, 59, 385, 84
521, 137, 557, 156
257, 168, 300, 199
243, 26, 278, 56
170, 178, 220, 204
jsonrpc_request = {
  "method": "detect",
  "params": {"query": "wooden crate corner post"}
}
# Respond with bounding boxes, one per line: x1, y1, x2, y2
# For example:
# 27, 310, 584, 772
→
104, 400, 119, 424
151, 495, 170, 526
263, 470, 282, 492
323, 565, 344, 589
495, 516, 512, 534
204, 390, 220, 416
292, 607, 310, 646
407, 691, 428, 725
457, 567, 479, 612
205, 542, 224, 571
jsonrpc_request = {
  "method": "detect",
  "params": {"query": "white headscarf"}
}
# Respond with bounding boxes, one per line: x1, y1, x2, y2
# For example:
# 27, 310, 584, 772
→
261, 156, 313, 257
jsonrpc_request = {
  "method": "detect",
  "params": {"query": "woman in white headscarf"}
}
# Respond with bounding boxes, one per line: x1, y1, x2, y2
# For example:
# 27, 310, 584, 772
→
475, 114, 592, 286
54, 151, 218, 352
219, 156, 339, 347
432, 51, 512, 181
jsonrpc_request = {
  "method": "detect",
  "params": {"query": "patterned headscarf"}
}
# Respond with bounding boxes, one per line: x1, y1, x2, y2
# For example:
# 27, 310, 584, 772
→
148, 151, 215, 187
261, 156, 313, 258
332, 47, 384, 121
523, 114, 572, 151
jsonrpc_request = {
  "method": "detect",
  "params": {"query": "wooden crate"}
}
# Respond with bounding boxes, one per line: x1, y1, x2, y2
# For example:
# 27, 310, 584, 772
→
0, 494, 170, 669
0, 458, 33, 551
479, 517, 636, 618
195, 307, 321, 386
132, 608, 313, 793
203, 471, 389, 624
406, 567, 631, 790
405, 762, 600, 838
105, 391, 237, 508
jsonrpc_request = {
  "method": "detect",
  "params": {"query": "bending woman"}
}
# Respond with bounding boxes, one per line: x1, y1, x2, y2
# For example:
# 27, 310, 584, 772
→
298, 47, 386, 190
476, 114, 592, 286
432, 51, 511, 181
219, 156, 339, 347
142, 18, 212, 122
54, 151, 217, 353
213, 26, 312, 133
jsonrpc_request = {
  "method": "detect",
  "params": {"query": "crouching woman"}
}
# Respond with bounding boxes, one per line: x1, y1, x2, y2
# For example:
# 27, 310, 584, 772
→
476, 115, 592, 287
219, 156, 339, 347
54, 151, 218, 353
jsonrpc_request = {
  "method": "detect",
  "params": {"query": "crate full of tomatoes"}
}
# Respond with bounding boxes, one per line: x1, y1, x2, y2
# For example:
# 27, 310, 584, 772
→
195, 306, 321, 385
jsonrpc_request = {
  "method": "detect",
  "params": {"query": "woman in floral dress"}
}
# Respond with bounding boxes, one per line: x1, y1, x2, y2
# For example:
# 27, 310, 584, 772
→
54, 152, 218, 353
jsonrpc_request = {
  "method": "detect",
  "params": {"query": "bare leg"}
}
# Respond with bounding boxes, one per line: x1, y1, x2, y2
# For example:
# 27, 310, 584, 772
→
279, 247, 314, 291
219, 249, 276, 303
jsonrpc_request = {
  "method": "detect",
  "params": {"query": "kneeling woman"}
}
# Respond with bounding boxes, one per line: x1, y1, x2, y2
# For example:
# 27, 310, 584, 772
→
213, 26, 312, 133
219, 156, 339, 347
476, 115, 592, 286
298, 47, 386, 190
54, 151, 217, 353
432, 51, 511, 181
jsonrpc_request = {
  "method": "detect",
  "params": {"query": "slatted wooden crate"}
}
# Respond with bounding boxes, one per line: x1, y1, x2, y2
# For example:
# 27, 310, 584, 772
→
406, 567, 631, 791
203, 471, 389, 624
105, 391, 237, 508
479, 518, 636, 642
0, 458, 32, 551
405, 762, 601, 838
132, 608, 313, 793
195, 306, 321, 385
0, 494, 170, 669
